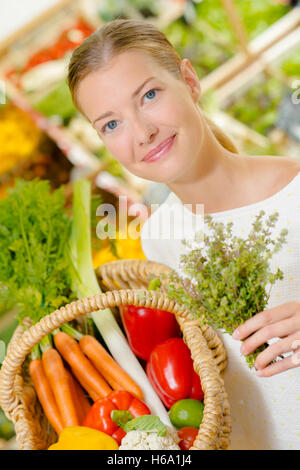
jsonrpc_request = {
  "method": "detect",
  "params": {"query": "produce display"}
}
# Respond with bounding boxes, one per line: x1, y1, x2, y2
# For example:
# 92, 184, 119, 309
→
0, 103, 42, 175
0, 100, 75, 202
1, 15, 129, 188
5, 19, 94, 87
162, 0, 289, 79
223, 45, 300, 140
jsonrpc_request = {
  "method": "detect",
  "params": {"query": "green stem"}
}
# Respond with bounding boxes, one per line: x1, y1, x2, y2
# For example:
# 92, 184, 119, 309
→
52, 328, 61, 335
61, 323, 83, 340
39, 334, 53, 353
30, 344, 41, 360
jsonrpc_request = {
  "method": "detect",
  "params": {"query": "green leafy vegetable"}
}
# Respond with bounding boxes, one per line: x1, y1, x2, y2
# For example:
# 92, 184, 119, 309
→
0, 179, 73, 325
150, 210, 288, 368
123, 415, 167, 437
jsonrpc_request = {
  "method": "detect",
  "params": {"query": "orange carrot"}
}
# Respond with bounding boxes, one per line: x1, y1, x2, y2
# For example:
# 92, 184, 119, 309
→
72, 376, 92, 418
104, 375, 125, 391
54, 331, 112, 399
65, 368, 91, 424
79, 335, 143, 400
71, 371, 102, 402
42, 348, 79, 428
29, 359, 64, 435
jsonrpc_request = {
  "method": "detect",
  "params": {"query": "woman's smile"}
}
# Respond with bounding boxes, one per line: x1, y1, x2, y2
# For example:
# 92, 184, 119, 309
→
142, 134, 177, 163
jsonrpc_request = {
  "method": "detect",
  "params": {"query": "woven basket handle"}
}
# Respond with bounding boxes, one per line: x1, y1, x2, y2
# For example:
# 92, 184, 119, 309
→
0, 288, 190, 414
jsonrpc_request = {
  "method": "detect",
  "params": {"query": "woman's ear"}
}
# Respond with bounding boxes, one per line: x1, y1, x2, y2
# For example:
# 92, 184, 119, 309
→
180, 58, 201, 103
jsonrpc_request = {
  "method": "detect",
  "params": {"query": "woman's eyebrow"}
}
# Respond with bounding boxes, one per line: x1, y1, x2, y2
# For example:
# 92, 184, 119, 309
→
92, 76, 156, 126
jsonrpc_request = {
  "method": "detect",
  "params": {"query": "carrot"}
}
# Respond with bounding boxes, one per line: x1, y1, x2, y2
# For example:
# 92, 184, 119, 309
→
79, 335, 143, 400
42, 348, 79, 428
65, 368, 91, 424
54, 331, 112, 399
71, 376, 92, 417
29, 359, 64, 435
70, 370, 102, 402
104, 375, 125, 391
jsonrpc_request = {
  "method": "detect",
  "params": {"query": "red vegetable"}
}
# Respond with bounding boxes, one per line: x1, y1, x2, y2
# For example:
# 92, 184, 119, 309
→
177, 427, 199, 450
82, 390, 151, 445
146, 338, 204, 408
119, 305, 181, 360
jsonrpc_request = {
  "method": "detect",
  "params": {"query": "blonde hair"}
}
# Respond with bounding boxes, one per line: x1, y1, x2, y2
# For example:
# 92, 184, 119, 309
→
67, 18, 239, 154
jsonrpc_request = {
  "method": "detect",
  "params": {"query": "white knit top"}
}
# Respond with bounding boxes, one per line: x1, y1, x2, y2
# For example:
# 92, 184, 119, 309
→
141, 171, 300, 450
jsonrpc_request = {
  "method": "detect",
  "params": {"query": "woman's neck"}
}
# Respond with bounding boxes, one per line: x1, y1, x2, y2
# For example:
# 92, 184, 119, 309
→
167, 124, 252, 215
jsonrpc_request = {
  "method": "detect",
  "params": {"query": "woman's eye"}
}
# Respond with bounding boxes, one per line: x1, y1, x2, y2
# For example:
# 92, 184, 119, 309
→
102, 120, 118, 133
144, 88, 158, 101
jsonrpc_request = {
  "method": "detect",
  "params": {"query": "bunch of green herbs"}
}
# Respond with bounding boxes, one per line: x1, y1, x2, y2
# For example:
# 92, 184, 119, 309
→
149, 210, 288, 368
0, 179, 74, 325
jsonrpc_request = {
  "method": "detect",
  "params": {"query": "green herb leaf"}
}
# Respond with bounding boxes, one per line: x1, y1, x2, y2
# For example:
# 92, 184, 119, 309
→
124, 415, 167, 436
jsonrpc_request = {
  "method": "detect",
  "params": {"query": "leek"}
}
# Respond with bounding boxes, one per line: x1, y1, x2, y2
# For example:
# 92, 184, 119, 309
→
68, 179, 172, 426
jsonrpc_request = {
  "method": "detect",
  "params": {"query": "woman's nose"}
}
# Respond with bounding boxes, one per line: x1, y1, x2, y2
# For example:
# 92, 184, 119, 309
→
133, 118, 158, 145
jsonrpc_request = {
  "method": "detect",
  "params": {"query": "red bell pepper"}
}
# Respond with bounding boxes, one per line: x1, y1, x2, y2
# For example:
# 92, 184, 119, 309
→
146, 338, 204, 409
119, 305, 181, 360
82, 390, 151, 445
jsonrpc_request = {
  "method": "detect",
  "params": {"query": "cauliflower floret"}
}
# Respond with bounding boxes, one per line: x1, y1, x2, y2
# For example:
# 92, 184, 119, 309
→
119, 426, 181, 450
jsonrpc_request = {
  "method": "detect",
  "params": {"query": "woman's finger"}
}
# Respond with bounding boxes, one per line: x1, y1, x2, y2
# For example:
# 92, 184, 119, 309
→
255, 342, 300, 377
254, 333, 300, 370
232, 301, 298, 340
240, 317, 300, 356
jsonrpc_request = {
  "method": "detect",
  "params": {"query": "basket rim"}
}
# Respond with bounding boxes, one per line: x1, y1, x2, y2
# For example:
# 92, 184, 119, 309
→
0, 259, 231, 450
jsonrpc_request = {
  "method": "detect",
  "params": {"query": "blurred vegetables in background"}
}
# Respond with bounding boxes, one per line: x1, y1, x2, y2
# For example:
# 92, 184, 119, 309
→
163, 0, 290, 79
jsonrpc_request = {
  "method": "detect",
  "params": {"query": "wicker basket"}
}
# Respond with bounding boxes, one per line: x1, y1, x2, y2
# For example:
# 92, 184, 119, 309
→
0, 259, 231, 450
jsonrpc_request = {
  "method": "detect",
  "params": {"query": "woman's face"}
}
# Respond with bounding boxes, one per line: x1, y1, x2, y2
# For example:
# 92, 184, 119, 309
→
77, 49, 204, 184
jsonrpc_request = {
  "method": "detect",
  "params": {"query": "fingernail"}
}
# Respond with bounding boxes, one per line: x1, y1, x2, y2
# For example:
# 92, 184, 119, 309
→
232, 329, 241, 339
256, 369, 264, 377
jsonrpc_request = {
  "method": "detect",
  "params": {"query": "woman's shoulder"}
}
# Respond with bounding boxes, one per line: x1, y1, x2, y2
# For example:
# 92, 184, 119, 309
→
250, 155, 300, 200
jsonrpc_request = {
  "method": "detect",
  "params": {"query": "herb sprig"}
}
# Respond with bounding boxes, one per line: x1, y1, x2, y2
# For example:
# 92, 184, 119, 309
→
149, 210, 288, 368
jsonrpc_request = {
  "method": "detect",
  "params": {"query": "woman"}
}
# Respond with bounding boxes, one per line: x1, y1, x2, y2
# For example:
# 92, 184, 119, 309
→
67, 18, 300, 449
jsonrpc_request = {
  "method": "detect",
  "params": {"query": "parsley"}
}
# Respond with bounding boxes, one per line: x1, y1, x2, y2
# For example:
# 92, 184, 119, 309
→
150, 210, 288, 368
0, 179, 74, 325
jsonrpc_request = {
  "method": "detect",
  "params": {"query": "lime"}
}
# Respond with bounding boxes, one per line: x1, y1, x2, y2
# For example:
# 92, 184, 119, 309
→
169, 399, 204, 429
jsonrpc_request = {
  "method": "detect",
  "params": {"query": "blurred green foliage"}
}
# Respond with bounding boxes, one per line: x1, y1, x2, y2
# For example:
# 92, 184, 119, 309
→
0, 408, 15, 441
163, 0, 289, 78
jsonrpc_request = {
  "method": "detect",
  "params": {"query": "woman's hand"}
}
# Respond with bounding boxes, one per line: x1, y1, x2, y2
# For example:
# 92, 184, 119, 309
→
232, 301, 300, 377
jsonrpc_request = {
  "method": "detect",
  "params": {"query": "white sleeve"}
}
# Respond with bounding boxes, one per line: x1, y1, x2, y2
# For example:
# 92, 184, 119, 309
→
140, 208, 182, 270
140, 216, 162, 264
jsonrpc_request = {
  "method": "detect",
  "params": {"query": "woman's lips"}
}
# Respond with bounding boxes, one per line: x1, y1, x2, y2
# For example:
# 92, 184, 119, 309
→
142, 134, 176, 163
